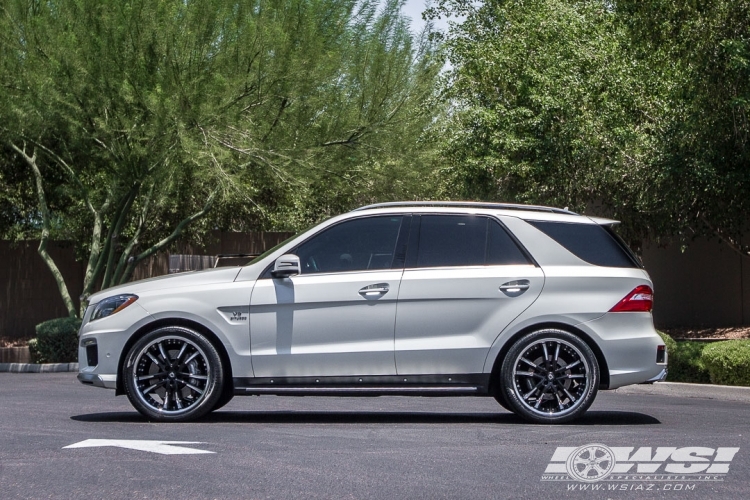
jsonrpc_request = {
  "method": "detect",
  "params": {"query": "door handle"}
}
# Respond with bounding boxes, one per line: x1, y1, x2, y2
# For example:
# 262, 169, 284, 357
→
499, 280, 530, 295
359, 283, 390, 297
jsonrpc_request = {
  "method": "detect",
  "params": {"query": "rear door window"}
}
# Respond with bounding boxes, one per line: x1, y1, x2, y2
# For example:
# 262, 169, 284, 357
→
487, 219, 532, 265
527, 220, 640, 268
414, 215, 531, 268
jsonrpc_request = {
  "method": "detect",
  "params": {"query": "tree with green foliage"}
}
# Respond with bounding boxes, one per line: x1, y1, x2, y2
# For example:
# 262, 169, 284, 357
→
616, 0, 750, 254
0, 0, 442, 316
428, 0, 750, 251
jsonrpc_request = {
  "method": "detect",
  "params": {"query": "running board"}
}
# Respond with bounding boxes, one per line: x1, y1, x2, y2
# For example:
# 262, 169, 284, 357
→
232, 374, 491, 397
235, 386, 483, 397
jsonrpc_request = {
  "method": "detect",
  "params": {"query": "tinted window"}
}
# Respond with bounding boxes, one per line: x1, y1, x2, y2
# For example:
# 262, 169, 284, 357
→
294, 216, 403, 274
417, 215, 485, 267
487, 221, 532, 265
415, 215, 531, 268
528, 220, 639, 268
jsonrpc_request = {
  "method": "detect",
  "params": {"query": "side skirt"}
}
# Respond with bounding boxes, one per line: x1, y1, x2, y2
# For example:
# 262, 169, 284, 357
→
233, 374, 492, 397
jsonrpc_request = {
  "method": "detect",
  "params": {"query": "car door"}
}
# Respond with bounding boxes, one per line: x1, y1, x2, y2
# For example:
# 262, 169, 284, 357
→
249, 215, 408, 378
394, 214, 544, 375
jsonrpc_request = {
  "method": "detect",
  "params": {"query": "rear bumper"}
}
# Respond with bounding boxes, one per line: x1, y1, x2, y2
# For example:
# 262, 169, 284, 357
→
576, 312, 667, 389
642, 367, 668, 384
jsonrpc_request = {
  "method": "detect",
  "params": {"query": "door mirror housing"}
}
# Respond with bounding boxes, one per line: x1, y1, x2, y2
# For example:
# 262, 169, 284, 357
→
272, 254, 301, 278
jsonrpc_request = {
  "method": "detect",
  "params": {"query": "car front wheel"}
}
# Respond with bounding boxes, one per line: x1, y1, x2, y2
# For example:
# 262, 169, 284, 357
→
500, 329, 599, 424
123, 326, 224, 422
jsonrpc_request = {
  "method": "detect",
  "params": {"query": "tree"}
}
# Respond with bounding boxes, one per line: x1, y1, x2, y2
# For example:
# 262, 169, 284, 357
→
0, 0, 443, 317
204, 0, 444, 229
0, 0, 238, 316
616, 0, 750, 254
428, 0, 750, 252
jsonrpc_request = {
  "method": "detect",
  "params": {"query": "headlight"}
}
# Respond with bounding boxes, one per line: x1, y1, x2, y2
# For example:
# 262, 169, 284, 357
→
90, 294, 139, 322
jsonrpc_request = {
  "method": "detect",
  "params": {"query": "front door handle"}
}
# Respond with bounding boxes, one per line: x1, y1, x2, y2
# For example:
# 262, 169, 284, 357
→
499, 280, 530, 296
359, 283, 390, 298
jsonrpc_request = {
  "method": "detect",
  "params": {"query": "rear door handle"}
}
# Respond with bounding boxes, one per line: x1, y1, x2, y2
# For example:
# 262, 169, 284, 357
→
499, 280, 530, 295
359, 283, 390, 298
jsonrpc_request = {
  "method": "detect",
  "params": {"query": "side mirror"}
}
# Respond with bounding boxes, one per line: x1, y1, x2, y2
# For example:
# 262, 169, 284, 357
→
271, 254, 301, 278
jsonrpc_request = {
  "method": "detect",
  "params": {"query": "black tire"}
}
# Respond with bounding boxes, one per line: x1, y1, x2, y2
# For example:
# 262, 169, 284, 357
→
493, 393, 513, 412
123, 326, 224, 422
500, 329, 599, 424
212, 379, 235, 411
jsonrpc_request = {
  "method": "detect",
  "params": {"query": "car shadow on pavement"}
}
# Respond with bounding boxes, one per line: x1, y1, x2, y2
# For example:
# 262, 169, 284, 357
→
71, 410, 659, 425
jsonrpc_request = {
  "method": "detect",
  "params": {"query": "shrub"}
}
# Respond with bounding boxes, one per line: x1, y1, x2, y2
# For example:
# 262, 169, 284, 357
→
27, 338, 40, 362
657, 332, 711, 384
670, 341, 711, 384
29, 317, 82, 364
701, 340, 750, 387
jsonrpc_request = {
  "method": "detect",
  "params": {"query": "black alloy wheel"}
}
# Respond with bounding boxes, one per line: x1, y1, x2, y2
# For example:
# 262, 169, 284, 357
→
500, 329, 599, 424
123, 326, 224, 422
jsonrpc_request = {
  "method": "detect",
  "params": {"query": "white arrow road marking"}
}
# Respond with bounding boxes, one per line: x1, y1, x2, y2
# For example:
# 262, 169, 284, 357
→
63, 439, 215, 455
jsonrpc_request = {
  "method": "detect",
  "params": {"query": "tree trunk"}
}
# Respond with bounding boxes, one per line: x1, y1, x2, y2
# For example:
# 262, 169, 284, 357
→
11, 143, 78, 318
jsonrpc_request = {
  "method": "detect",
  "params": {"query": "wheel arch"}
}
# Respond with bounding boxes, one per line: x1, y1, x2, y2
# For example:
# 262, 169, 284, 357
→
487, 322, 610, 396
115, 317, 234, 396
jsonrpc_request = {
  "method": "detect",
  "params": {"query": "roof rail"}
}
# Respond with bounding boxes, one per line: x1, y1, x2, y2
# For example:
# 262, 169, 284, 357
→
352, 201, 578, 215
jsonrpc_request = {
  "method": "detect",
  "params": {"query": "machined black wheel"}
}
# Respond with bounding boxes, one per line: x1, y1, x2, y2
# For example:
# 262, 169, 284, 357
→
123, 326, 224, 422
500, 329, 599, 424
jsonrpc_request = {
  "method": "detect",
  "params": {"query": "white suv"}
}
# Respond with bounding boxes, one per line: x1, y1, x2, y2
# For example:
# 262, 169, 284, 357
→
78, 201, 667, 424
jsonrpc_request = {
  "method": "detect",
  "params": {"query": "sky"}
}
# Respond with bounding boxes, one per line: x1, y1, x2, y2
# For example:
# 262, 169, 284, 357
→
400, 0, 452, 35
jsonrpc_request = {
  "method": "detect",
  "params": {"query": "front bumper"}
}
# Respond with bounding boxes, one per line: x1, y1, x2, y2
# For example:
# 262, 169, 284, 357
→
77, 301, 153, 391
77, 372, 117, 389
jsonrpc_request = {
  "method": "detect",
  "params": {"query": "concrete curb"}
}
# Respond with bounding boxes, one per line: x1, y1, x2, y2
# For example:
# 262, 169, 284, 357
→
0, 362, 78, 373
615, 381, 750, 403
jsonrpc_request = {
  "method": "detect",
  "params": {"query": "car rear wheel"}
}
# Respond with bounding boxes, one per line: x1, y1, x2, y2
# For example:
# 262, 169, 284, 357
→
123, 326, 224, 422
500, 329, 599, 424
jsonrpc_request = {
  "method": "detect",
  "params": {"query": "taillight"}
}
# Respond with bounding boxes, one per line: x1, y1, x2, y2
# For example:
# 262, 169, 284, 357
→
609, 285, 653, 312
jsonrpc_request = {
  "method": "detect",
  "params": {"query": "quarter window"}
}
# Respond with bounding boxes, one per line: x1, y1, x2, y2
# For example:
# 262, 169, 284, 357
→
527, 220, 640, 268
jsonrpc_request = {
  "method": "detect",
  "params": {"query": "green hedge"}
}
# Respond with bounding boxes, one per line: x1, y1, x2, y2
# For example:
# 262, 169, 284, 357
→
28, 317, 81, 364
657, 332, 710, 383
671, 342, 710, 384
701, 340, 750, 386
657, 332, 750, 386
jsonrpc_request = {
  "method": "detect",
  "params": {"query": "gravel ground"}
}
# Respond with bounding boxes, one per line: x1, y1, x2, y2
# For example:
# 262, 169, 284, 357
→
661, 326, 750, 340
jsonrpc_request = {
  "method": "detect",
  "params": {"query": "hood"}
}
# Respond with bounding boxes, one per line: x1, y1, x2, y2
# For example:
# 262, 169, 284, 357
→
87, 266, 243, 305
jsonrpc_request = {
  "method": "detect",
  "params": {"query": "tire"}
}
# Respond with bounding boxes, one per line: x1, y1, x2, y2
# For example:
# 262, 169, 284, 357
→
123, 326, 224, 422
493, 393, 513, 412
500, 329, 599, 424
212, 379, 235, 411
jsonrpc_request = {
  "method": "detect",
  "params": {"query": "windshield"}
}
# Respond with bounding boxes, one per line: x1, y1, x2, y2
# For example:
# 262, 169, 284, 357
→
244, 233, 299, 266
244, 216, 341, 266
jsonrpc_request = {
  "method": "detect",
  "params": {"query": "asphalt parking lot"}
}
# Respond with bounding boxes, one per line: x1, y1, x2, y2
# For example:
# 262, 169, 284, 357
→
0, 372, 747, 499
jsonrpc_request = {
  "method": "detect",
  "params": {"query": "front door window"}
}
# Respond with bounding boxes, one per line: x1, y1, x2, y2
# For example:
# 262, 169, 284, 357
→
294, 216, 403, 274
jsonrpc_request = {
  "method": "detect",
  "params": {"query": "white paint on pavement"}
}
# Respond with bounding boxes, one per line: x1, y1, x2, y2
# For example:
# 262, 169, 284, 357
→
63, 439, 215, 455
